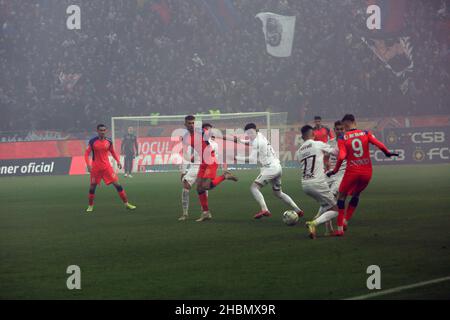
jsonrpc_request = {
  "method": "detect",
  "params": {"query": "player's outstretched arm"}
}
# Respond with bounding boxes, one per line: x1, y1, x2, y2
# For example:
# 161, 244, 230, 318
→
368, 132, 399, 157
222, 135, 250, 146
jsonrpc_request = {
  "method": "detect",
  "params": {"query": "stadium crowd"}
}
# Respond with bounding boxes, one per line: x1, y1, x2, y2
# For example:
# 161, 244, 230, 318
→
0, 0, 448, 135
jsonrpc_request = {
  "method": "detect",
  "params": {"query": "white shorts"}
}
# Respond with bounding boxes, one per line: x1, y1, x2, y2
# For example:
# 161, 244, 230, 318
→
182, 165, 199, 186
328, 173, 344, 197
255, 163, 282, 191
303, 181, 336, 210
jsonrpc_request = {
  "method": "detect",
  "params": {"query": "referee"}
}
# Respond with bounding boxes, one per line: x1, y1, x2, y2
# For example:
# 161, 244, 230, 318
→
121, 127, 138, 178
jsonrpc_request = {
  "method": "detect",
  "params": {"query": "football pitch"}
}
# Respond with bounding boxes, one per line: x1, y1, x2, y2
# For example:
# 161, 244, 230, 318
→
1, 164, 449, 300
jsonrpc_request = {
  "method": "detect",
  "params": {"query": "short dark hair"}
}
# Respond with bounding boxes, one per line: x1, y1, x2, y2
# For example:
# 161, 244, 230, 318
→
334, 120, 343, 127
185, 115, 195, 121
97, 124, 106, 130
202, 123, 212, 129
314, 116, 322, 120
301, 125, 313, 136
244, 123, 257, 131
342, 114, 355, 122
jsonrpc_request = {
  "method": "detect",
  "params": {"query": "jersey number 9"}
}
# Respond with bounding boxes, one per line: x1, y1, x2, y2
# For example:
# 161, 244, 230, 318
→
351, 138, 364, 157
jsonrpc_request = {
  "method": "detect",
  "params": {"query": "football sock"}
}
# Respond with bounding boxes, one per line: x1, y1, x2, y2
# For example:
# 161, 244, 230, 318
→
88, 193, 95, 206
345, 197, 359, 221
273, 190, 301, 213
198, 191, 209, 212
250, 184, 268, 212
182, 188, 190, 215
325, 220, 334, 233
314, 210, 338, 226
337, 199, 346, 228
88, 185, 96, 206
115, 185, 128, 203
210, 175, 225, 188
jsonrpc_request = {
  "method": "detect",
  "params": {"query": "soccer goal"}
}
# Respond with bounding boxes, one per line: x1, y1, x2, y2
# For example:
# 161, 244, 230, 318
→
111, 112, 288, 173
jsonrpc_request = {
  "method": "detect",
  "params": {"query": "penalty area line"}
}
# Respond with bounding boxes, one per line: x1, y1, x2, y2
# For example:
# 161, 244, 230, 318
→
345, 275, 450, 300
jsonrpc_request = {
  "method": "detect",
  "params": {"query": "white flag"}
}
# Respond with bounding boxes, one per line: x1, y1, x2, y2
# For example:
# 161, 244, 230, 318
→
256, 12, 296, 58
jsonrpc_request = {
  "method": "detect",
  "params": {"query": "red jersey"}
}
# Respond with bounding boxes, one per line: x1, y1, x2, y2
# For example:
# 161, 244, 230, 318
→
334, 129, 389, 175
85, 137, 120, 170
182, 128, 216, 165
313, 126, 334, 143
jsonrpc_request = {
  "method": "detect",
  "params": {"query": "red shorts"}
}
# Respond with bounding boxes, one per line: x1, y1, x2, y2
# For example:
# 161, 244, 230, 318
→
339, 172, 372, 195
197, 163, 218, 179
90, 167, 118, 185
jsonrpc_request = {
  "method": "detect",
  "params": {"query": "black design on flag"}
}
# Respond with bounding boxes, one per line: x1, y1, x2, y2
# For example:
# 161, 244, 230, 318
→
256, 12, 296, 58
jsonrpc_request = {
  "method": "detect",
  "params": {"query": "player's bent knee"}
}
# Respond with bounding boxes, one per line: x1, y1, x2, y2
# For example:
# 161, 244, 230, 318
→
272, 189, 282, 198
202, 180, 211, 190
349, 196, 359, 207
196, 184, 205, 193
183, 181, 191, 190
252, 182, 263, 189
337, 192, 347, 200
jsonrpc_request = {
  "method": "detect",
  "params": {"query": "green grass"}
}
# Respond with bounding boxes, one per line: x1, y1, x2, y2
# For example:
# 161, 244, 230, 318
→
1, 165, 450, 299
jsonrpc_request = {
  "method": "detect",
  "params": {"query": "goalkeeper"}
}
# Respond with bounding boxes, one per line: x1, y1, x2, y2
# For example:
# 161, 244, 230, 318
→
121, 126, 139, 178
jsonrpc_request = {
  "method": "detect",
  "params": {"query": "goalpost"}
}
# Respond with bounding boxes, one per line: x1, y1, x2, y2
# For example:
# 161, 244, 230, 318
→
111, 112, 288, 173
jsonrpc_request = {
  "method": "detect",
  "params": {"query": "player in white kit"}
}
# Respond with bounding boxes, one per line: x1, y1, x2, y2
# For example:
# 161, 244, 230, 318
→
178, 123, 220, 221
326, 121, 346, 197
233, 123, 304, 219
296, 125, 339, 239
310, 120, 347, 232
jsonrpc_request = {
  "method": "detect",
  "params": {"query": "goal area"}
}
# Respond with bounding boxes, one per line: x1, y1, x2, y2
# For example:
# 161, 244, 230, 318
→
111, 112, 288, 173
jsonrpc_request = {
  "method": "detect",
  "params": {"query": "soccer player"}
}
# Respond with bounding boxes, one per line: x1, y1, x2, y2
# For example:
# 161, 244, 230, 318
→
84, 124, 136, 212
233, 123, 304, 219
326, 121, 346, 197
181, 115, 238, 222
326, 114, 398, 236
313, 116, 334, 143
121, 126, 138, 178
311, 120, 347, 235
297, 125, 339, 239
178, 122, 222, 221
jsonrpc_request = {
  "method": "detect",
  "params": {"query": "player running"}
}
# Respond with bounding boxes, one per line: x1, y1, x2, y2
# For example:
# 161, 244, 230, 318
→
84, 124, 136, 213
326, 114, 398, 236
297, 125, 339, 239
232, 123, 304, 219
178, 122, 222, 221
181, 115, 238, 222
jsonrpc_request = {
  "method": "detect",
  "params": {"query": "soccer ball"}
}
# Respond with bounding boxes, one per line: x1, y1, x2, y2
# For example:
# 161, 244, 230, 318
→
282, 210, 299, 226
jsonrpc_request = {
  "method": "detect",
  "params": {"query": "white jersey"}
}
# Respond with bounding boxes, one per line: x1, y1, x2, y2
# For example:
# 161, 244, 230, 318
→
236, 132, 280, 167
209, 139, 219, 156
297, 139, 338, 184
327, 137, 346, 175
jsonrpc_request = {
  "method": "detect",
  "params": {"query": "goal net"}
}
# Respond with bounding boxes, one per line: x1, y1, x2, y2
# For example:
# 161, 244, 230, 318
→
111, 112, 288, 173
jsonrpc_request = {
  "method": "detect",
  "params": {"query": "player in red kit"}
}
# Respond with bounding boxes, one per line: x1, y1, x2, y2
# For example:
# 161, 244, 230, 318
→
181, 115, 238, 222
313, 116, 334, 143
84, 124, 136, 213
327, 114, 398, 236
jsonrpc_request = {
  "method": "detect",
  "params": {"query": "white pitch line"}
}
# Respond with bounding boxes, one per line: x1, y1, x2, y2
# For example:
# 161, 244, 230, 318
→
346, 276, 450, 300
